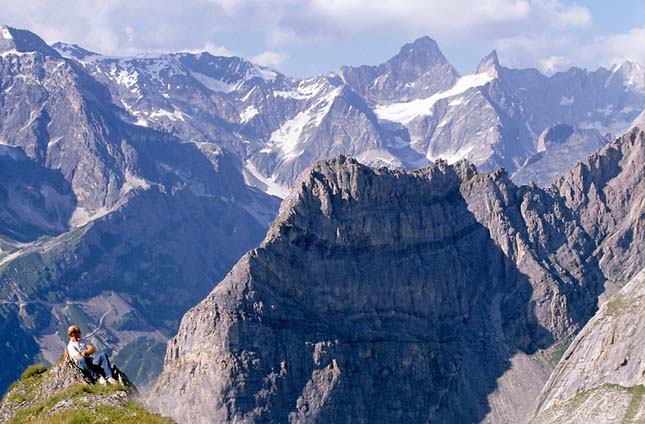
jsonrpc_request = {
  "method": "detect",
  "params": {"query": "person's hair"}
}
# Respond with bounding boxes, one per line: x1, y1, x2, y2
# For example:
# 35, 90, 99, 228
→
67, 325, 80, 336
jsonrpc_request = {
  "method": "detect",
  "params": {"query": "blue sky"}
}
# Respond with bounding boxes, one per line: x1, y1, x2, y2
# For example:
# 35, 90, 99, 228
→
1, 1, 644, 77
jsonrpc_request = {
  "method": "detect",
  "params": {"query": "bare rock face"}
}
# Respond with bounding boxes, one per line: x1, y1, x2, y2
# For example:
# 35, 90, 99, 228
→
512, 124, 609, 187
339, 36, 460, 104
151, 129, 645, 423
556, 128, 645, 287
531, 268, 645, 424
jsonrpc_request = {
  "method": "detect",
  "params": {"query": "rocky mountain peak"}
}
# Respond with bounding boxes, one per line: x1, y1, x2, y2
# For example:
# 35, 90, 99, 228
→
52, 41, 100, 61
389, 35, 453, 71
0, 25, 61, 58
176, 51, 279, 85
476, 49, 501, 76
338, 35, 459, 104
610, 60, 645, 90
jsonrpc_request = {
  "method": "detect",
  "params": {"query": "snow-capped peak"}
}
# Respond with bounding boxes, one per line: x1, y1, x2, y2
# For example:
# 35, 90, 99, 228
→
613, 60, 645, 90
0, 25, 61, 57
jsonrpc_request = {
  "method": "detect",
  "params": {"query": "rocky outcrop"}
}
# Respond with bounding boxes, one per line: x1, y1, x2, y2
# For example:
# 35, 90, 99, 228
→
530, 268, 645, 424
0, 361, 170, 423
555, 128, 645, 287
151, 129, 645, 423
512, 124, 609, 187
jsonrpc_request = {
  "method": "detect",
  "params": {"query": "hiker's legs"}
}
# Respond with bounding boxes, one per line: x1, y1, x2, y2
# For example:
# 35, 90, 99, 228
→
91, 352, 115, 379
76, 357, 99, 380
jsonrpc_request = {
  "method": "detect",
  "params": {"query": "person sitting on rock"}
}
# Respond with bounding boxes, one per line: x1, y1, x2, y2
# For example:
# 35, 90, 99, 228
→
66, 325, 118, 385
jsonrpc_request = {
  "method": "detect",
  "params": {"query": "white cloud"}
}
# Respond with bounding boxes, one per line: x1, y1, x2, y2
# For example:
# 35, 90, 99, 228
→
251, 51, 287, 68
587, 27, 645, 67
540, 56, 573, 73
0, 0, 641, 77
197, 42, 235, 57
0, 0, 592, 50
495, 26, 645, 75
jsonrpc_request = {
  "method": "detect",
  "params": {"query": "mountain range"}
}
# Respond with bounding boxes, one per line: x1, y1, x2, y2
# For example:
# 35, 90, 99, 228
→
0, 23, 644, 423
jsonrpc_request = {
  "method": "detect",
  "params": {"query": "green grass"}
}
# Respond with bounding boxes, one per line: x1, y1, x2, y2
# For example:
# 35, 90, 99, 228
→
14, 400, 174, 423
535, 384, 645, 424
3, 364, 48, 406
4, 362, 174, 424
547, 337, 574, 366
623, 384, 645, 423
8, 383, 173, 424
20, 364, 47, 381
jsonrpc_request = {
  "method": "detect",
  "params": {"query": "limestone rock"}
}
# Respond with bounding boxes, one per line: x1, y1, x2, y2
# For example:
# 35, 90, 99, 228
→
531, 268, 645, 423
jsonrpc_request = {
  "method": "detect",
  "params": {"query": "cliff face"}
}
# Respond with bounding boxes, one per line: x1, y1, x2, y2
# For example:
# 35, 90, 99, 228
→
151, 130, 645, 423
556, 128, 645, 286
531, 268, 645, 424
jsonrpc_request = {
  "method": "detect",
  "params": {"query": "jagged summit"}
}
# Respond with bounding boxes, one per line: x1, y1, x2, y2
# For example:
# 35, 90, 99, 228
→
339, 35, 459, 104
151, 132, 645, 422
0, 25, 61, 57
476, 49, 501, 76
392, 36, 447, 65
52, 41, 100, 60
384, 35, 458, 79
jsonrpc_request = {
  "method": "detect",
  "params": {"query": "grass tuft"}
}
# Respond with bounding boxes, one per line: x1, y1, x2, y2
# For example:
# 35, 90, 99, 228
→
20, 364, 48, 381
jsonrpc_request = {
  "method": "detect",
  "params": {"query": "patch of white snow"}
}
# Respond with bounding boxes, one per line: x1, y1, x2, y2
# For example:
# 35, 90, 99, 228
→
243, 160, 291, 198
374, 71, 495, 124
240, 105, 259, 123
190, 71, 238, 93
1, 27, 13, 40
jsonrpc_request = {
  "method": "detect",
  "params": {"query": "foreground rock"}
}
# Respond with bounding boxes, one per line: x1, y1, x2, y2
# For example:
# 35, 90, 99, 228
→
531, 268, 645, 424
150, 129, 645, 423
0, 361, 172, 423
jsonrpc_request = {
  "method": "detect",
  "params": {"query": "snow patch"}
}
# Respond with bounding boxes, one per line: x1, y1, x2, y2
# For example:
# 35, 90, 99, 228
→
48, 136, 63, 146
249, 66, 278, 82
243, 160, 291, 198
427, 145, 475, 164
356, 149, 403, 168
374, 71, 495, 124
273, 78, 328, 101
560, 96, 575, 106
112, 67, 139, 90
270, 86, 341, 159
1, 27, 13, 40
190, 71, 238, 93
0, 50, 23, 57
240, 105, 259, 123
148, 108, 186, 121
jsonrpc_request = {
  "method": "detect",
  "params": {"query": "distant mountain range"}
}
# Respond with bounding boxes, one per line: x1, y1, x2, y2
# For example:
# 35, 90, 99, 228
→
1, 23, 644, 403
51, 34, 645, 192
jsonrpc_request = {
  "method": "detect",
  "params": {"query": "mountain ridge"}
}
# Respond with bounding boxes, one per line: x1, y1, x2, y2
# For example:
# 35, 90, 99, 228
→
150, 129, 645, 423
